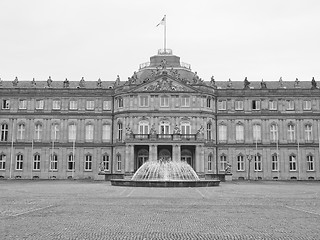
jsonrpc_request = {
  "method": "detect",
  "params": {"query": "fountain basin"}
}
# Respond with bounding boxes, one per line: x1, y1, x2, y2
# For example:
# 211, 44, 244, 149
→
111, 179, 220, 187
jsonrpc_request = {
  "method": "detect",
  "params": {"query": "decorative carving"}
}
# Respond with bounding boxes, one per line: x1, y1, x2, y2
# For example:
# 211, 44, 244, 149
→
13, 77, 18, 86
173, 125, 181, 134
128, 72, 137, 85
243, 77, 250, 89
160, 59, 167, 69
225, 163, 232, 174
149, 124, 157, 135
63, 78, 69, 88
311, 77, 318, 89
79, 77, 85, 88
144, 78, 189, 92
126, 125, 133, 139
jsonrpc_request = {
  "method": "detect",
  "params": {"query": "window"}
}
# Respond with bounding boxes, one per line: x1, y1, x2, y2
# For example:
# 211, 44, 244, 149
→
307, 155, 314, 171
139, 96, 149, 107
117, 122, 123, 141
86, 100, 95, 110
116, 154, 121, 171
253, 124, 261, 142
35, 99, 44, 110
270, 124, 278, 142
85, 124, 94, 142
34, 124, 42, 141
33, 154, 40, 170
269, 100, 277, 110
254, 154, 262, 171
103, 100, 111, 110
50, 154, 58, 171
303, 100, 311, 110
160, 95, 169, 107
236, 124, 244, 142
206, 97, 211, 108
206, 123, 212, 141
252, 100, 260, 110
1, 124, 9, 141
159, 121, 170, 134
180, 122, 191, 135
69, 100, 78, 110
118, 97, 123, 108
272, 154, 279, 171
288, 124, 295, 142
218, 125, 227, 142
208, 154, 212, 171
0, 154, 6, 170
102, 124, 111, 142
68, 123, 77, 142
52, 100, 61, 110
287, 100, 294, 110
17, 124, 25, 140
139, 121, 149, 134
85, 154, 92, 171
237, 155, 244, 171
218, 100, 227, 110
220, 155, 227, 171
235, 100, 243, 111
67, 154, 75, 171
289, 155, 297, 171
181, 96, 190, 107
16, 154, 23, 170
305, 125, 312, 142
51, 123, 60, 141
102, 154, 110, 171
19, 99, 27, 109
2, 99, 10, 109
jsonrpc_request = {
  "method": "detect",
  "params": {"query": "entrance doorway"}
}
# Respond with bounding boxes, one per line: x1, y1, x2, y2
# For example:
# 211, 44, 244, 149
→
158, 145, 172, 161
134, 146, 149, 171
181, 148, 194, 169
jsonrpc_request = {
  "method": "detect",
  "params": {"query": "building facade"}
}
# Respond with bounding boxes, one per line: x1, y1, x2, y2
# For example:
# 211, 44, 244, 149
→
0, 49, 319, 180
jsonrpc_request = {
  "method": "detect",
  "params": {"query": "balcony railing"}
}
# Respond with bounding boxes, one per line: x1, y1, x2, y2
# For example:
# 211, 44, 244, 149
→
131, 134, 200, 141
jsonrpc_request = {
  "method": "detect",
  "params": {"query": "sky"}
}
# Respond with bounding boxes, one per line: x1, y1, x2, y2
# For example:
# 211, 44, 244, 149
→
0, 0, 319, 83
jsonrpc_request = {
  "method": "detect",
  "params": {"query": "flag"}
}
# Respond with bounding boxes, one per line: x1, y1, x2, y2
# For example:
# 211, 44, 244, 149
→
156, 16, 166, 27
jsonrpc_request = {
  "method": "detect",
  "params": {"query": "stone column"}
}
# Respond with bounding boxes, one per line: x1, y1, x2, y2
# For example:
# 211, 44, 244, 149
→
129, 145, 134, 173
172, 144, 181, 162
195, 145, 201, 172
150, 145, 157, 161
125, 145, 130, 173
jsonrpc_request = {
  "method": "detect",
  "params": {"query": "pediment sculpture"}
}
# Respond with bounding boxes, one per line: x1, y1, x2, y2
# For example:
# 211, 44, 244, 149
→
143, 78, 189, 92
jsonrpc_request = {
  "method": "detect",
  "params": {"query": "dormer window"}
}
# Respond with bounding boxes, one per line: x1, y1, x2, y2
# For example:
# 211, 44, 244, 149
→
160, 95, 169, 107
181, 96, 190, 107
139, 96, 149, 107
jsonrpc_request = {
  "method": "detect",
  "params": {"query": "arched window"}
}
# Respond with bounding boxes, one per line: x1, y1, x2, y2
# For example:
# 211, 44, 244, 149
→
117, 122, 123, 141
254, 154, 262, 171
235, 123, 244, 142
34, 123, 42, 141
207, 154, 213, 171
50, 153, 58, 171
16, 154, 23, 170
206, 97, 211, 108
68, 123, 77, 142
139, 121, 149, 135
271, 154, 279, 171
270, 124, 278, 142
102, 154, 110, 171
67, 154, 75, 171
218, 124, 227, 142
206, 122, 212, 141
307, 155, 314, 171
253, 124, 261, 142
159, 121, 170, 135
288, 124, 295, 142
85, 124, 94, 142
0, 123, 8, 142
180, 122, 191, 135
0, 153, 6, 170
237, 155, 244, 171
84, 154, 92, 171
51, 123, 60, 141
220, 155, 227, 171
116, 154, 121, 171
289, 155, 297, 171
33, 154, 40, 170
17, 124, 26, 140
305, 124, 312, 142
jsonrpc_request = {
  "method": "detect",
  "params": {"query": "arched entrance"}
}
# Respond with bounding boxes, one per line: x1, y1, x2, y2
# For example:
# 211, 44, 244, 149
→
158, 148, 172, 161
181, 149, 194, 168
137, 148, 149, 169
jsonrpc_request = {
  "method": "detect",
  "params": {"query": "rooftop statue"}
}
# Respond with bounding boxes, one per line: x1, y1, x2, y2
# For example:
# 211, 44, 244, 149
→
278, 77, 284, 88
260, 79, 267, 89
31, 78, 36, 86
311, 77, 318, 89
114, 75, 121, 87
243, 77, 250, 89
79, 77, 85, 88
210, 76, 216, 88
0, 78, 2, 86
294, 78, 300, 88
96, 78, 102, 88
128, 72, 137, 85
47, 76, 52, 87
227, 78, 233, 88
63, 78, 69, 88
160, 59, 167, 69
13, 77, 19, 86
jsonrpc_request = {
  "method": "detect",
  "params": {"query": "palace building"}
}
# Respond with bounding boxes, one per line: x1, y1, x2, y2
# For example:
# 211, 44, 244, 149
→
0, 49, 319, 181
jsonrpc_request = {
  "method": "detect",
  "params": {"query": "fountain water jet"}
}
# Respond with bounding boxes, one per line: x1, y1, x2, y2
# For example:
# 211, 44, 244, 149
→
111, 158, 220, 187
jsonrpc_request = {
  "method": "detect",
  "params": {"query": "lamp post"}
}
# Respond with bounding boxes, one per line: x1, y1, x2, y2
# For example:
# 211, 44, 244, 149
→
246, 154, 254, 181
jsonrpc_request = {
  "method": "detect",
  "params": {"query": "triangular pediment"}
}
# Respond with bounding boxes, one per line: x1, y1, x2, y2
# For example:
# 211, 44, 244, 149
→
129, 74, 199, 93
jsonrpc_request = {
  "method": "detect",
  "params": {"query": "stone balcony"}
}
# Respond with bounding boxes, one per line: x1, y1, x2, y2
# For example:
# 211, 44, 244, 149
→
126, 133, 204, 143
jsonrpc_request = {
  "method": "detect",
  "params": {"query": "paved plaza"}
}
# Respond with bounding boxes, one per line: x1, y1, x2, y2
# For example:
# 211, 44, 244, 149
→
1, 180, 320, 240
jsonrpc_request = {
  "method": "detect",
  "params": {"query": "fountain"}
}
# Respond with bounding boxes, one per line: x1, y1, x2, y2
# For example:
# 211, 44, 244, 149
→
111, 158, 220, 187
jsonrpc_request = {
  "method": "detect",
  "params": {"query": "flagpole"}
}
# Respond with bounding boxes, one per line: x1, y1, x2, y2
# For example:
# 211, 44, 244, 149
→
72, 139, 75, 179
164, 15, 166, 52
297, 121, 300, 180
9, 120, 14, 179
276, 131, 280, 180
31, 139, 34, 179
